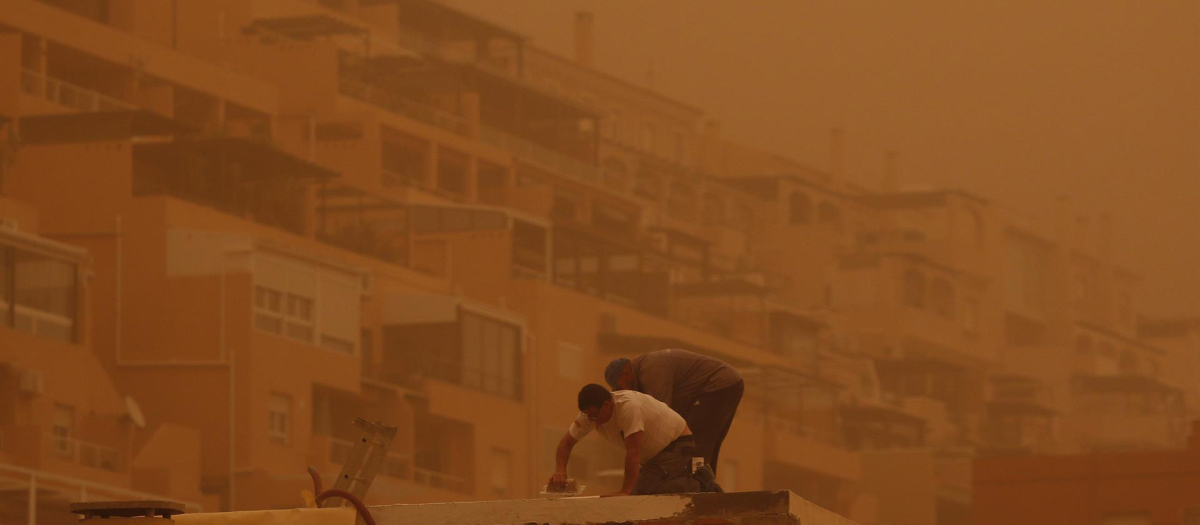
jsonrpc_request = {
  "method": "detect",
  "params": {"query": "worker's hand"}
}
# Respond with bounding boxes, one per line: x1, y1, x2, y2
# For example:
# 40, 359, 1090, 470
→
600, 490, 631, 497
548, 471, 568, 489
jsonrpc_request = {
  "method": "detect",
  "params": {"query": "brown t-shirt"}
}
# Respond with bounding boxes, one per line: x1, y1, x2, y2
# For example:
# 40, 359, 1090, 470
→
631, 349, 741, 416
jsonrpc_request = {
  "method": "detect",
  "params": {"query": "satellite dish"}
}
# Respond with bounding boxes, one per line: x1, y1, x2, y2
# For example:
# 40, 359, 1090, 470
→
124, 395, 146, 428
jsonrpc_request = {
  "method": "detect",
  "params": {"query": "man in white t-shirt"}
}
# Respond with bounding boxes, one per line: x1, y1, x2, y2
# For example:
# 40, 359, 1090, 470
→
547, 384, 718, 496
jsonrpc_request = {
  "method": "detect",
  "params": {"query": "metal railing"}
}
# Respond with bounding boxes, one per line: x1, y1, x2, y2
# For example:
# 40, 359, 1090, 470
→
478, 126, 601, 186
412, 466, 467, 493
44, 434, 122, 472
338, 79, 471, 137
20, 69, 136, 113
0, 461, 204, 521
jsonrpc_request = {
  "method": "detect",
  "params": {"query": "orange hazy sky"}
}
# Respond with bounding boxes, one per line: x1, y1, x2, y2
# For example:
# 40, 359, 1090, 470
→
445, 0, 1200, 317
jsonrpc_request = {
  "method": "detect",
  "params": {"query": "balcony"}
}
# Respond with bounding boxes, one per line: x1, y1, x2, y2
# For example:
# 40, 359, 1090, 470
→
479, 126, 601, 186
0, 461, 202, 525
19, 68, 135, 113
44, 434, 121, 472
671, 280, 769, 348
133, 138, 337, 235
0, 427, 122, 475
339, 78, 471, 137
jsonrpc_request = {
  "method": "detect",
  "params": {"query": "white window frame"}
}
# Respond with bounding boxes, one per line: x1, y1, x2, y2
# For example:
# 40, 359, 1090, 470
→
268, 393, 291, 445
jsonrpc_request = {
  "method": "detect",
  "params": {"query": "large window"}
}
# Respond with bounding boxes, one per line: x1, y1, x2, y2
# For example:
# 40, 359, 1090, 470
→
461, 311, 521, 399
1, 246, 78, 342
383, 308, 523, 400
254, 255, 360, 353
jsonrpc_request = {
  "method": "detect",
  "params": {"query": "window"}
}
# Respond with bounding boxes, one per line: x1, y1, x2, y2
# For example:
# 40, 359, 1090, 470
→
816, 202, 842, 229
1183, 506, 1200, 525
558, 342, 583, 379
268, 393, 291, 445
930, 278, 955, 318
962, 298, 980, 336
461, 311, 522, 399
52, 404, 74, 456
255, 255, 360, 353
701, 194, 725, 225
0, 247, 10, 328
286, 293, 315, 341
491, 449, 512, 497
903, 269, 926, 309
789, 192, 813, 225
642, 123, 656, 153
254, 286, 284, 334
5, 248, 77, 341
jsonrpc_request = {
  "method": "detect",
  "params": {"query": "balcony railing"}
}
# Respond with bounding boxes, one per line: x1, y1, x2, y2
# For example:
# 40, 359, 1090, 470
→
45, 434, 121, 472
20, 69, 136, 113
329, 438, 409, 479
412, 466, 467, 493
479, 126, 601, 186
338, 79, 470, 137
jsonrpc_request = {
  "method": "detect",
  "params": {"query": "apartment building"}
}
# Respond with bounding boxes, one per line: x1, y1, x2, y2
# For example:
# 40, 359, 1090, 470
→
0, 1, 1192, 525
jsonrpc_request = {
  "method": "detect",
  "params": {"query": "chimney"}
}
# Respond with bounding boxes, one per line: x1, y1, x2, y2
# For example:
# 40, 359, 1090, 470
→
830, 128, 844, 179
883, 150, 899, 192
574, 11, 594, 68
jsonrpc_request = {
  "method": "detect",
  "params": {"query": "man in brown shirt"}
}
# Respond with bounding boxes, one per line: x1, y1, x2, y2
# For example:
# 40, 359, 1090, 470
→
605, 349, 743, 475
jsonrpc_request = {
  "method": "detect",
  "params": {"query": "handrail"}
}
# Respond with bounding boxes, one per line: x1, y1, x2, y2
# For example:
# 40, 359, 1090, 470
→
0, 461, 203, 511
19, 68, 136, 113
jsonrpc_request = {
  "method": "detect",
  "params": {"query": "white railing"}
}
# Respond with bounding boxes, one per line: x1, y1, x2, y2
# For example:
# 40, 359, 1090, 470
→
19, 69, 136, 113
338, 79, 470, 137
0, 461, 204, 521
412, 466, 467, 493
44, 434, 121, 472
479, 126, 601, 185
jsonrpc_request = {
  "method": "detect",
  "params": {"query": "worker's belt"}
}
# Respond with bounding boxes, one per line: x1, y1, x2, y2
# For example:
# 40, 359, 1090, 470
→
662, 435, 695, 453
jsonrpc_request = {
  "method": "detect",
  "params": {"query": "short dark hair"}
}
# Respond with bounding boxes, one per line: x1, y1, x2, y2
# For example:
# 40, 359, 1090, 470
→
578, 384, 613, 411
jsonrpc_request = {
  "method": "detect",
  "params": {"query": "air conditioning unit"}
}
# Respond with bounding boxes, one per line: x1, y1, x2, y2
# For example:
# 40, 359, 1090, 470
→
19, 369, 43, 396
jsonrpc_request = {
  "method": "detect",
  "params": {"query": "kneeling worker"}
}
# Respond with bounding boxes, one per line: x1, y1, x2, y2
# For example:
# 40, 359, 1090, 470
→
547, 384, 718, 496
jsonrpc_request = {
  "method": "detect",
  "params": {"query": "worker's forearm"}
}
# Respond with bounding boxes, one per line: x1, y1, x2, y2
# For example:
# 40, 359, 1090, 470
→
555, 438, 574, 473
620, 451, 640, 494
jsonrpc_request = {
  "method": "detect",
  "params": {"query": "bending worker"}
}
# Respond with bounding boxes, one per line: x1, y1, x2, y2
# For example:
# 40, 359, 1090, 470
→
548, 384, 717, 496
605, 349, 743, 475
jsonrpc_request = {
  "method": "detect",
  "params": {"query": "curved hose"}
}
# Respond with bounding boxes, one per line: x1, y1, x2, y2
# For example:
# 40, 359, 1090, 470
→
307, 466, 324, 495
306, 466, 376, 525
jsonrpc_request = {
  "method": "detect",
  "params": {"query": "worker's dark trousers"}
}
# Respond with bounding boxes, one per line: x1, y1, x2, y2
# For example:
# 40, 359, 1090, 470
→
682, 380, 744, 476
633, 436, 717, 495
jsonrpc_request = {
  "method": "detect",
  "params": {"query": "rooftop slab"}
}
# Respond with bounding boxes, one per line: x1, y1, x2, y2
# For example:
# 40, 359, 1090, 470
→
175, 491, 858, 525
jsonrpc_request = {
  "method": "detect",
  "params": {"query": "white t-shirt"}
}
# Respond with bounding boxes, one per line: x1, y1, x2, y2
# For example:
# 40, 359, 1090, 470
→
568, 390, 687, 461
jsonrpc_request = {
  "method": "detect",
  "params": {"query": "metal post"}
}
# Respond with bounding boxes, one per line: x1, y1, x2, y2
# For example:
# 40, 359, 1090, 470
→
27, 473, 36, 525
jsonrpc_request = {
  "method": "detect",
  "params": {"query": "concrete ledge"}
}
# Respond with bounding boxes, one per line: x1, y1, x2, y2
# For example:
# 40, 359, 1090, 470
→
175, 492, 858, 525
368, 491, 858, 525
